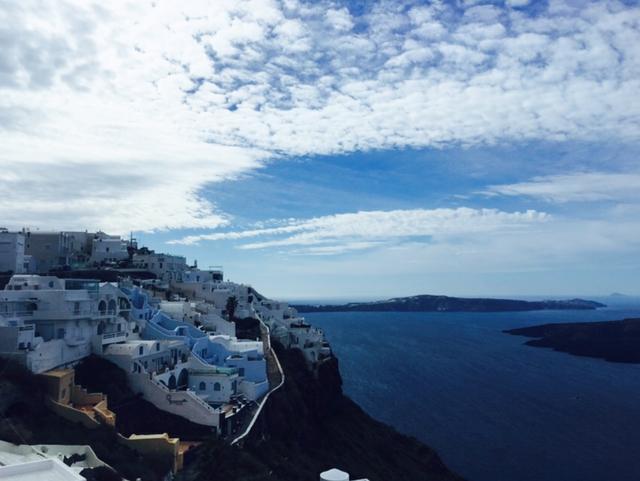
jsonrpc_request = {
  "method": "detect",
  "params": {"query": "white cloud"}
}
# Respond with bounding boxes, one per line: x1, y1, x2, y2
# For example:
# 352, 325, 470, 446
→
483, 172, 640, 203
1, 0, 639, 232
169, 207, 550, 254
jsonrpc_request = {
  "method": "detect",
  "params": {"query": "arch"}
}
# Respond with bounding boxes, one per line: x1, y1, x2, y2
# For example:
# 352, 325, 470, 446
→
98, 300, 107, 315
168, 374, 177, 390
198, 381, 206, 391
177, 369, 189, 389
213, 382, 221, 392
107, 299, 117, 315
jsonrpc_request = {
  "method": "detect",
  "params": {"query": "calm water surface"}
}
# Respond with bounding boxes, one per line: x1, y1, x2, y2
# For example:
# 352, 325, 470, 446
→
306, 305, 640, 481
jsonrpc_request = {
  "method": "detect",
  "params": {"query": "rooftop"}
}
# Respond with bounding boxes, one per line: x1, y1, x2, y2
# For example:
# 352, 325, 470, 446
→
0, 458, 85, 481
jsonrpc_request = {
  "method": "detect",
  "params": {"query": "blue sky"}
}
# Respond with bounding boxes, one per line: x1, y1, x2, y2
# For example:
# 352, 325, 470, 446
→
1, 0, 639, 298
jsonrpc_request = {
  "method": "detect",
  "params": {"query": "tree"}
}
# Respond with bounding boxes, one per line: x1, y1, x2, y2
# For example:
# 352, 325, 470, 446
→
225, 295, 239, 321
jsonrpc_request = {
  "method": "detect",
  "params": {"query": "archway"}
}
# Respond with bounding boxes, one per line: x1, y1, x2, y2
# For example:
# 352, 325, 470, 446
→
168, 374, 177, 390
98, 300, 106, 315
177, 369, 189, 389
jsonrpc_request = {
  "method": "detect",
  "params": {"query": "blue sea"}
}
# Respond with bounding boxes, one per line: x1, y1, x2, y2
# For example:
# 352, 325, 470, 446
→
305, 301, 640, 481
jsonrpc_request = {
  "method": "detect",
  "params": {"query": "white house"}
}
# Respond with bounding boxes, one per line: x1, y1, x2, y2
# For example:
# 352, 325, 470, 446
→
133, 251, 187, 282
0, 230, 27, 274
0, 440, 110, 481
90, 232, 129, 264
0, 275, 131, 373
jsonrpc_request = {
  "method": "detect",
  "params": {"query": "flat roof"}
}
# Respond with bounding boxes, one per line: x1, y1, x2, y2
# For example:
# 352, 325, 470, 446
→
0, 458, 85, 481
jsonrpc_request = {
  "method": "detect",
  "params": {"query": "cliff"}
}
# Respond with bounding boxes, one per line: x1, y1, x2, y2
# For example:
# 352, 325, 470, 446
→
505, 318, 640, 363
179, 343, 464, 481
295, 295, 605, 313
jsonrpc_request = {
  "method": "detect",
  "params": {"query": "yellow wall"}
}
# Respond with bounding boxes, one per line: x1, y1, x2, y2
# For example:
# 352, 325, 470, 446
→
41, 370, 75, 405
117, 433, 184, 472
46, 397, 101, 429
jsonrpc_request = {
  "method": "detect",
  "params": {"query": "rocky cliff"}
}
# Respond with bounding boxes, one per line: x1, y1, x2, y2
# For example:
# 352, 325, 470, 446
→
179, 343, 463, 481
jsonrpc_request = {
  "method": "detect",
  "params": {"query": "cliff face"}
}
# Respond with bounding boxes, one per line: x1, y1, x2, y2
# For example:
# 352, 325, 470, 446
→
181, 344, 463, 481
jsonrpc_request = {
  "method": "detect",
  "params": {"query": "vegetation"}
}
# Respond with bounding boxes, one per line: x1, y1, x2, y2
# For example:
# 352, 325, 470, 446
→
226, 295, 239, 320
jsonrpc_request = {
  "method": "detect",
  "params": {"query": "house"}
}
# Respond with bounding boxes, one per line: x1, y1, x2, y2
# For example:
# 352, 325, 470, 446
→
0, 230, 28, 274
103, 339, 229, 429
0, 440, 110, 481
133, 250, 187, 282
90, 232, 129, 264
0, 275, 131, 373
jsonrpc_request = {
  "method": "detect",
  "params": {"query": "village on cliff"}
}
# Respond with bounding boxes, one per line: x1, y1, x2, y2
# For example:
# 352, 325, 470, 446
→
0, 228, 364, 481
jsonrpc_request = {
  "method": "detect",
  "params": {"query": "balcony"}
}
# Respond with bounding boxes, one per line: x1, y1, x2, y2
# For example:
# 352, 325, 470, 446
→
101, 331, 127, 345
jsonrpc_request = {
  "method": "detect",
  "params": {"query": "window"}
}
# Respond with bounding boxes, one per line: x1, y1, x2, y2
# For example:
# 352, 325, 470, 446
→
239, 368, 245, 377
199, 381, 206, 391
138, 346, 144, 355
156, 343, 160, 351
213, 382, 221, 391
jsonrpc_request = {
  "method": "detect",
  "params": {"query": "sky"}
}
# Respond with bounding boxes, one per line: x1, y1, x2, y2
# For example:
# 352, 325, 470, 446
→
1, 0, 639, 299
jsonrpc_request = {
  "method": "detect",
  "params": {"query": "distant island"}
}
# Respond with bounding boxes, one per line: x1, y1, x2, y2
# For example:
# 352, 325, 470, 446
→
294, 295, 606, 313
505, 318, 640, 363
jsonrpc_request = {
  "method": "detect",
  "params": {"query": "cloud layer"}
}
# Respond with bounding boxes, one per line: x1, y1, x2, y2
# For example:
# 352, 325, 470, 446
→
169, 207, 549, 254
1, 0, 639, 232
484, 172, 640, 203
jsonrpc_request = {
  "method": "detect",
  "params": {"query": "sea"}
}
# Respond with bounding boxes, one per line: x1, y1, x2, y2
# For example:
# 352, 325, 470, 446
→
302, 298, 640, 481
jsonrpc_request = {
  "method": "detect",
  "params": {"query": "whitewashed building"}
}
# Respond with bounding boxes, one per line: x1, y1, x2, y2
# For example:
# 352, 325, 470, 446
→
0, 275, 132, 373
90, 232, 129, 264
0, 230, 27, 274
133, 251, 187, 282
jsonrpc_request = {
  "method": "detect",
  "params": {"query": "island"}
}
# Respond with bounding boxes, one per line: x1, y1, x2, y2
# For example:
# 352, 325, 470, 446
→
505, 318, 640, 363
294, 295, 606, 313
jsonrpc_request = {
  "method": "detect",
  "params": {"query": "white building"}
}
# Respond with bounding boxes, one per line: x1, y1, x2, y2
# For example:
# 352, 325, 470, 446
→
320, 468, 370, 481
0, 440, 110, 481
0, 231, 27, 274
0, 275, 132, 373
90, 232, 129, 264
133, 251, 187, 282
103, 339, 237, 429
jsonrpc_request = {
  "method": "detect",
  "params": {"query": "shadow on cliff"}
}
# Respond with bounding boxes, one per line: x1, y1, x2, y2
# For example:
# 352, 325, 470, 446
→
180, 343, 464, 481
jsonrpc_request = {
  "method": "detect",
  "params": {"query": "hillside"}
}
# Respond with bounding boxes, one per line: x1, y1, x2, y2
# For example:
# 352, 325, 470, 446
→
505, 318, 640, 363
295, 295, 605, 313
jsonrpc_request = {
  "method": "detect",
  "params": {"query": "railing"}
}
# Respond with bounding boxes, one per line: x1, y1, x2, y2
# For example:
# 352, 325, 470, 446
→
149, 376, 219, 414
230, 319, 285, 446
102, 331, 127, 344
